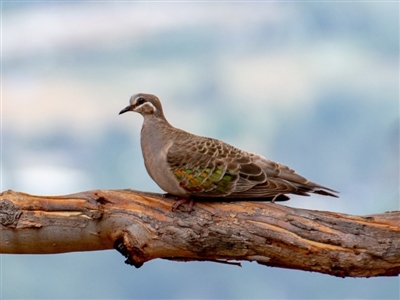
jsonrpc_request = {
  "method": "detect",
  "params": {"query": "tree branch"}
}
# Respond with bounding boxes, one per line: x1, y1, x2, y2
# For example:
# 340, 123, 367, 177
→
1, 189, 399, 277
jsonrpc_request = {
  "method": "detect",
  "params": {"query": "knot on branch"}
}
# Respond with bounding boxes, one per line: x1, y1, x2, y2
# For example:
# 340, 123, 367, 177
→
113, 230, 147, 268
0, 199, 22, 227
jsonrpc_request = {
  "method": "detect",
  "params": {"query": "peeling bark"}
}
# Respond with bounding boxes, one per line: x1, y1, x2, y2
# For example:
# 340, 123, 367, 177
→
1, 189, 399, 277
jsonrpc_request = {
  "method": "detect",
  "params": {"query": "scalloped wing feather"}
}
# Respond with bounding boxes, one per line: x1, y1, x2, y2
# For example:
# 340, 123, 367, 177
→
167, 137, 266, 197
166, 135, 338, 199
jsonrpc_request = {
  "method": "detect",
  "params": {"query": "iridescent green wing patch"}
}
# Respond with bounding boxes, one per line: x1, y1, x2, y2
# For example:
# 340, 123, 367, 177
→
170, 161, 239, 196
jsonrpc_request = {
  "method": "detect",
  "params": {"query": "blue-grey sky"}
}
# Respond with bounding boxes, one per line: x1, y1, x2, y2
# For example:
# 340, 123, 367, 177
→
2, 1, 399, 299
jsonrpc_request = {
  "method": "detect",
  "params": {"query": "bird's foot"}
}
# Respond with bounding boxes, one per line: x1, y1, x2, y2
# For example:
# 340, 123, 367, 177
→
171, 198, 195, 212
162, 193, 195, 212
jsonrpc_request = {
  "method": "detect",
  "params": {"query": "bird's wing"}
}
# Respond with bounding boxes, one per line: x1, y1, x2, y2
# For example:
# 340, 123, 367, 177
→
167, 136, 338, 199
166, 137, 266, 197
228, 158, 338, 198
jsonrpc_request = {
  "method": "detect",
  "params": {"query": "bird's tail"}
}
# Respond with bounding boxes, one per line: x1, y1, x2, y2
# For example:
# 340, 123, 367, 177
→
307, 181, 339, 198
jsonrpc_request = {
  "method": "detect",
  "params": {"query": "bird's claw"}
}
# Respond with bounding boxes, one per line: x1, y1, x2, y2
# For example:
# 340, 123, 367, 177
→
171, 198, 194, 212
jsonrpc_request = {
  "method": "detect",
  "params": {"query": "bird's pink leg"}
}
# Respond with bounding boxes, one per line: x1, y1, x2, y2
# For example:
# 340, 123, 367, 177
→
171, 198, 194, 212
163, 193, 195, 212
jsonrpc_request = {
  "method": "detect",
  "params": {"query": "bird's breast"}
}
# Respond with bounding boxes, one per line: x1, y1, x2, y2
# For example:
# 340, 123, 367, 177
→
140, 126, 189, 197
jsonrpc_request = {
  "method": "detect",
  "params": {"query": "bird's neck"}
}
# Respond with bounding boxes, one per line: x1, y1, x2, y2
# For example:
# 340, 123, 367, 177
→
141, 115, 174, 145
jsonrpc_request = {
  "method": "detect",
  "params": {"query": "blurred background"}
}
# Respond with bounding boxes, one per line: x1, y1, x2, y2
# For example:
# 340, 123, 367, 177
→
1, 1, 399, 299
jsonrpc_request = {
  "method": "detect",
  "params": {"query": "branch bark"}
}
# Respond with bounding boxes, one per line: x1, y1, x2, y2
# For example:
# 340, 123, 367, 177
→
1, 189, 399, 277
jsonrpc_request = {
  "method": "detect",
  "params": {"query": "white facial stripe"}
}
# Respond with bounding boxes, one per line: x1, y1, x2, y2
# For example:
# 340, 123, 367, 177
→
138, 101, 156, 114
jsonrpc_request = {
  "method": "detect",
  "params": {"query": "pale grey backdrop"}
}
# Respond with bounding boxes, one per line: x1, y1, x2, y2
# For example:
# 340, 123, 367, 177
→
1, 1, 399, 299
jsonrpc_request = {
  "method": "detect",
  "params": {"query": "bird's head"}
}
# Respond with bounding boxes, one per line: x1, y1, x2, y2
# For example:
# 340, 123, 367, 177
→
119, 93, 164, 117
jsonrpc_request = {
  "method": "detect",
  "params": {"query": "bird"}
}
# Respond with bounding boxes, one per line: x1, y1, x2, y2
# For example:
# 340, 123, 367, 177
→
119, 93, 338, 211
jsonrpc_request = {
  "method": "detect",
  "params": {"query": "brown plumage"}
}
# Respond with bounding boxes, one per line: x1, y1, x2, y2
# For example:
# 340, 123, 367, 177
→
119, 93, 338, 208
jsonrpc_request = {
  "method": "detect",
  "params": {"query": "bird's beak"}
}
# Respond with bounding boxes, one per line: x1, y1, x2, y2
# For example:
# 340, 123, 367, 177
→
119, 105, 133, 115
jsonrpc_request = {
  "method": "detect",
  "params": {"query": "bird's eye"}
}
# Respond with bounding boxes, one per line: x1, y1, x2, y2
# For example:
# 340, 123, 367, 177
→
137, 97, 146, 105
